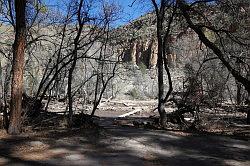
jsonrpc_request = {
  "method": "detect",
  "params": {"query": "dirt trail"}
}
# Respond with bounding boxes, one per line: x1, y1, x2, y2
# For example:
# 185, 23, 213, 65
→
0, 100, 249, 165
0, 116, 249, 166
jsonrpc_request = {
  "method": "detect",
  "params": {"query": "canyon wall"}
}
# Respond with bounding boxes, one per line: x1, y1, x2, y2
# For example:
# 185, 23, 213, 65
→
121, 38, 178, 69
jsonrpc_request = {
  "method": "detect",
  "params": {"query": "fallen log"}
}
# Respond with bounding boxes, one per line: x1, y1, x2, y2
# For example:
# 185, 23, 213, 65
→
118, 108, 142, 118
98, 96, 113, 108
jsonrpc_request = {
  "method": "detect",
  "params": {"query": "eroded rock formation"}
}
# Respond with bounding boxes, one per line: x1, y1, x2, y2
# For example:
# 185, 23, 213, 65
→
121, 38, 179, 69
121, 38, 158, 69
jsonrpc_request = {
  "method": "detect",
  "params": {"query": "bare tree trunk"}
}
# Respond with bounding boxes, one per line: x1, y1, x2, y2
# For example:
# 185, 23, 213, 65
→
178, 0, 250, 94
236, 82, 242, 105
157, 35, 167, 126
8, 0, 26, 134
151, 0, 175, 127
91, 73, 100, 116
247, 71, 250, 124
91, 48, 119, 116
155, 5, 167, 126
67, 0, 84, 126
178, 0, 250, 123
236, 59, 242, 105
67, 50, 77, 126
247, 109, 250, 124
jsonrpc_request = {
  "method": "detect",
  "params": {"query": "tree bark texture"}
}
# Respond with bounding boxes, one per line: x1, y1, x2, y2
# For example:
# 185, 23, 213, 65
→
8, 0, 26, 134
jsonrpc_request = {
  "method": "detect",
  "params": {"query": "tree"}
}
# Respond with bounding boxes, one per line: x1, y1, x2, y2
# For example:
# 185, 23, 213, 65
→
67, 0, 86, 126
8, 0, 27, 134
29, 0, 121, 126
151, 0, 176, 127
90, 2, 122, 116
177, 0, 250, 123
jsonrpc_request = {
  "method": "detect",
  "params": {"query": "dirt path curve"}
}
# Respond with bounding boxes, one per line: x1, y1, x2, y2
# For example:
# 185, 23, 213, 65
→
97, 117, 250, 166
0, 117, 249, 166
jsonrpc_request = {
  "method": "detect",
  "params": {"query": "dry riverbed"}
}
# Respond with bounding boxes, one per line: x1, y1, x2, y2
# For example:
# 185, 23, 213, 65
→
0, 99, 249, 166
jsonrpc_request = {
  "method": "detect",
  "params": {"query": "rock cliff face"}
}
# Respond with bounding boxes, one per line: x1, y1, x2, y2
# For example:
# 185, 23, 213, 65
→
110, 12, 158, 68
119, 37, 179, 69
122, 38, 158, 68
112, 12, 181, 69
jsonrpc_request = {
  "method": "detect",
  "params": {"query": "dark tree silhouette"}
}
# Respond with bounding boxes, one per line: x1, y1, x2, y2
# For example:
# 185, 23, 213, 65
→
177, 0, 250, 123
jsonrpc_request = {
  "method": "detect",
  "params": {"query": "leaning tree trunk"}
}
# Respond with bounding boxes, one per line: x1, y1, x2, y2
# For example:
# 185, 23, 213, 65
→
178, 0, 250, 94
8, 0, 26, 134
178, 0, 250, 124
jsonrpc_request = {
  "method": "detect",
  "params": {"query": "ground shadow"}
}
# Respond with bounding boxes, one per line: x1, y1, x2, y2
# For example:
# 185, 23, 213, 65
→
0, 116, 249, 165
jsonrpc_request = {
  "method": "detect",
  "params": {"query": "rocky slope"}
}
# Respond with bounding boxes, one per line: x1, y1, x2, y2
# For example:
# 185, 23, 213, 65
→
110, 10, 199, 69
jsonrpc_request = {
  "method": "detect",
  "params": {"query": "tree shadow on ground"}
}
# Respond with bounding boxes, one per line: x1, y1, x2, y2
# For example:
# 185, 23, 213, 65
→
0, 117, 249, 166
